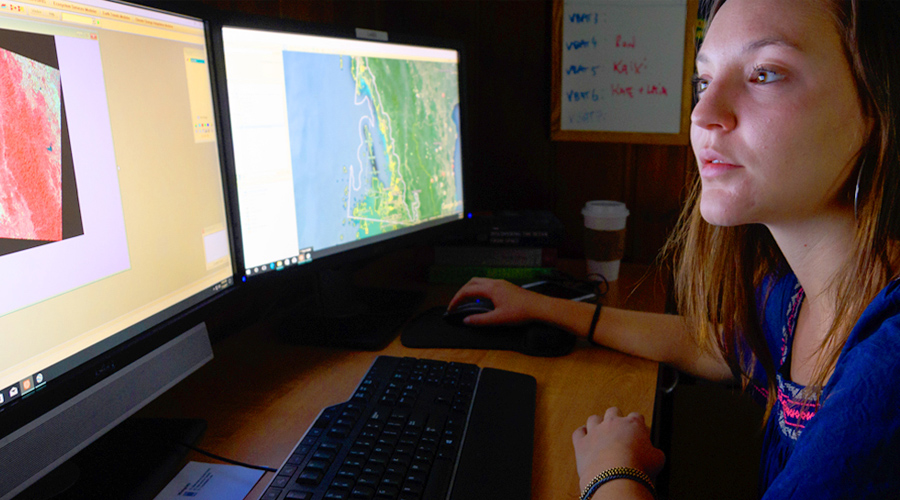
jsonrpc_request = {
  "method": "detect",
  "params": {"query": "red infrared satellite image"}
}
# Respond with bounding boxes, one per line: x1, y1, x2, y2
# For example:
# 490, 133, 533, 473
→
0, 46, 62, 242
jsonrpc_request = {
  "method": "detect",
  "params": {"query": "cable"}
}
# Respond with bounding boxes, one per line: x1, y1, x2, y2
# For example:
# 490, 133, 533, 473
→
543, 269, 610, 300
585, 273, 610, 298
176, 441, 278, 473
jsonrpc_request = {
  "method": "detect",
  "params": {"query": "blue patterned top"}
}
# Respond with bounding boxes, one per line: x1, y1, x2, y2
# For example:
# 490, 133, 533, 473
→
750, 273, 900, 498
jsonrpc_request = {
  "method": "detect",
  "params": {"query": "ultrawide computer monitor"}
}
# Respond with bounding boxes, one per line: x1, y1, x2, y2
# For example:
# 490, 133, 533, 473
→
0, 1, 233, 497
212, 17, 466, 348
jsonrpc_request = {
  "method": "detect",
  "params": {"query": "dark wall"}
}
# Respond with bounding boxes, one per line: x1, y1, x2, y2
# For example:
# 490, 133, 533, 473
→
199, 0, 692, 265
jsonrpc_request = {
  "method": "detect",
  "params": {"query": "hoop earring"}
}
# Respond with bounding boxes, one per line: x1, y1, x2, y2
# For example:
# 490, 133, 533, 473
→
854, 161, 865, 220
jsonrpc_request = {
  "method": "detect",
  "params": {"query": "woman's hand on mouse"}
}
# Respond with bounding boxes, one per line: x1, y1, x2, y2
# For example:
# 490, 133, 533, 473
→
448, 278, 543, 326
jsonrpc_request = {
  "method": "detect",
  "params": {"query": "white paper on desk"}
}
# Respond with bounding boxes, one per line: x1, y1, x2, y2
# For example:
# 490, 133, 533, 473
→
153, 462, 264, 500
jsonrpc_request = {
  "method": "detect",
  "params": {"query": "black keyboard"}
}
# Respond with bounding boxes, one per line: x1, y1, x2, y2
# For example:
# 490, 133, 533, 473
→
259, 356, 536, 500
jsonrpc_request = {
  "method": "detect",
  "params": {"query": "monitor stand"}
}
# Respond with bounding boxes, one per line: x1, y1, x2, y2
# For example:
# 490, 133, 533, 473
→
16, 417, 206, 500
277, 264, 424, 350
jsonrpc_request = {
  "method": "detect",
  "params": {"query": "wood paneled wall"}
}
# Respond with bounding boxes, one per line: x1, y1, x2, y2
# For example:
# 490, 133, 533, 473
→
198, 0, 693, 265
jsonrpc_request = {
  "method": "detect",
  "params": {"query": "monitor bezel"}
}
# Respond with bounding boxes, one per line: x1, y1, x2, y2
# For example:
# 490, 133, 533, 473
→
208, 11, 471, 284
0, 286, 231, 443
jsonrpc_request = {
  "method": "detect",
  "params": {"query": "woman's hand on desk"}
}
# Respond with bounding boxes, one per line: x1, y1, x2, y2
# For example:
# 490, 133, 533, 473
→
572, 407, 665, 495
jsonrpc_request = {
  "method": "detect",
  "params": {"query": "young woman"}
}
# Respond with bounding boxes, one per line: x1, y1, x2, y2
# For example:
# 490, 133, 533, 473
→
447, 0, 900, 498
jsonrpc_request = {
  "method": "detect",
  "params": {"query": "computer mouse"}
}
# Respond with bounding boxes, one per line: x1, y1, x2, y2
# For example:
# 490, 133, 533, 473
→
443, 298, 495, 327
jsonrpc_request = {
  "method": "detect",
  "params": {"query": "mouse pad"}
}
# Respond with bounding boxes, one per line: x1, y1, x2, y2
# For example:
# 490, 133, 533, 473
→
401, 306, 576, 357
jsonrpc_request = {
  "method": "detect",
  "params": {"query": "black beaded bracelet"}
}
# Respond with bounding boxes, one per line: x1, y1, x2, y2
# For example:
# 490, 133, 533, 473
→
580, 467, 657, 500
587, 301, 603, 347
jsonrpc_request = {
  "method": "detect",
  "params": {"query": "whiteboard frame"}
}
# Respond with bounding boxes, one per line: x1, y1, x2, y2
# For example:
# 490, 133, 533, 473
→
550, 0, 698, 145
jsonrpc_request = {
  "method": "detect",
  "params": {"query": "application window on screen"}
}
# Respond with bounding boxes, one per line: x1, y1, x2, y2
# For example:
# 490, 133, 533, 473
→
0, 0, 231, 399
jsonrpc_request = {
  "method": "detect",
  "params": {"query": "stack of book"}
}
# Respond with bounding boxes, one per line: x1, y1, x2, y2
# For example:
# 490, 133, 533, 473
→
428, 210, 563, 284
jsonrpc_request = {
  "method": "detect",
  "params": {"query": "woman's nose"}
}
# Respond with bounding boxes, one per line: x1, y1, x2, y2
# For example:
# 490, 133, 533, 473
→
690, 79, 737, 132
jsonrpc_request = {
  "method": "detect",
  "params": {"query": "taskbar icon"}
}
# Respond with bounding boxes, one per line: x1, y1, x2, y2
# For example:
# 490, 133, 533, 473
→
0, 372, 48, 408
244, 249, 313, 277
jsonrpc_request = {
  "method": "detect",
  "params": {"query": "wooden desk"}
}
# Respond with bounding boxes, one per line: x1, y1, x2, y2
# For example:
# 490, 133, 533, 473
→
138, 262, 666, 499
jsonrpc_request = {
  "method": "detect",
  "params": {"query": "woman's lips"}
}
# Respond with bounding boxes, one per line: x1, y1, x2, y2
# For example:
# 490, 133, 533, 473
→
697, 149, 742, 178
700, 160, 742, 178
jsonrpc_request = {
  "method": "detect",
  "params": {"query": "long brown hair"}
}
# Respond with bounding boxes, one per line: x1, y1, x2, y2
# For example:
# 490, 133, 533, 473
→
665, 0, 900, 417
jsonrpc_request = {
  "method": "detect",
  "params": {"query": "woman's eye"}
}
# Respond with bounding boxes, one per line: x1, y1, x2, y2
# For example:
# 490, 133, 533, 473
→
693, 76, 709, 95
751, 67, 784, 84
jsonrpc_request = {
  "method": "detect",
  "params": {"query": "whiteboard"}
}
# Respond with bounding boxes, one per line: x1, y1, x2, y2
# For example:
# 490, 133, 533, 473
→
551, 0, 695, 144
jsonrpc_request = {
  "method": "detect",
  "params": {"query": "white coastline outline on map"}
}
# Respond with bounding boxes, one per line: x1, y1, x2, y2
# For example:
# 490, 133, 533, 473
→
345, 56, 416, 227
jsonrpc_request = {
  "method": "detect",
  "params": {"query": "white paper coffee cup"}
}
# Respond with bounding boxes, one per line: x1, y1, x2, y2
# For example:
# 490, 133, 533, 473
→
582, 201, 628, 281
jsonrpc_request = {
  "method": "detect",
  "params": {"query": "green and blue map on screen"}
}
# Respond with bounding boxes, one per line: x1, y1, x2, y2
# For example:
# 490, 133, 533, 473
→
283, 52, 462, 252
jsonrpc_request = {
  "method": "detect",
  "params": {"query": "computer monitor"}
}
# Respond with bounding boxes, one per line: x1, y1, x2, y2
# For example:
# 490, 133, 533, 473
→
0, 1, 233, 497
210, 15, 467, 349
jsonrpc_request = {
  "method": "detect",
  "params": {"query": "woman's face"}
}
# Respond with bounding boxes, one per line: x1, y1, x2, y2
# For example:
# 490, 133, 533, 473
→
691, 0, 867, 228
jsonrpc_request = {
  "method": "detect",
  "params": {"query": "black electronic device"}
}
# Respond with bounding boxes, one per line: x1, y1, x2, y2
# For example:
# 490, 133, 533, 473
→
0, 1, 235, 498
209, 13, 470, 350
441, 297, 494, 327
450, 210, 564, 247
259, 355, 536, 500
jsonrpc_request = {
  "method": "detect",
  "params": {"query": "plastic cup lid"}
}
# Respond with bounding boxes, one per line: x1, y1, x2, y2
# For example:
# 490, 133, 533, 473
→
582, 200, 629, 218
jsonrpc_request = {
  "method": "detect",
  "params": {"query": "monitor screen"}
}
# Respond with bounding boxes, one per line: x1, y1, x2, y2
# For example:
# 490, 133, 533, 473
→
0, 0, 232, 496
216, 22, 465, 279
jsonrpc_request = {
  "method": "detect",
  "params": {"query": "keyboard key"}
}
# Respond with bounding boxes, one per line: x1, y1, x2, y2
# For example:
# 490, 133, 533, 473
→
381, 472, 403, 487
390, 454, 411, 469
353, 436, 375, 449
357, 473, 380, 488
329, 425, 352, 439
306, 458, 330, 471
271, 475, 290, 488
296, 469, 323, 485
351, 485, 376, 499
378, 431, 400, 446
337, 465, 361, 480
386, 463, 408, 477
348, 447, 369, 460
279, 464, 298, 477
401, 482, 423, 496
394, 443, 414, 457
331, 477, 354, 490
363, 463, 385, 476
408, 460, 430, 475
405, 470, 427, 484
261, 488, 281, 500
376, 485, 400, 498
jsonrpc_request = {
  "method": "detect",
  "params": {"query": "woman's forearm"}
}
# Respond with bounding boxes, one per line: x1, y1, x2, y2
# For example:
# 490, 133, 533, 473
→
533, 296, 732, 381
